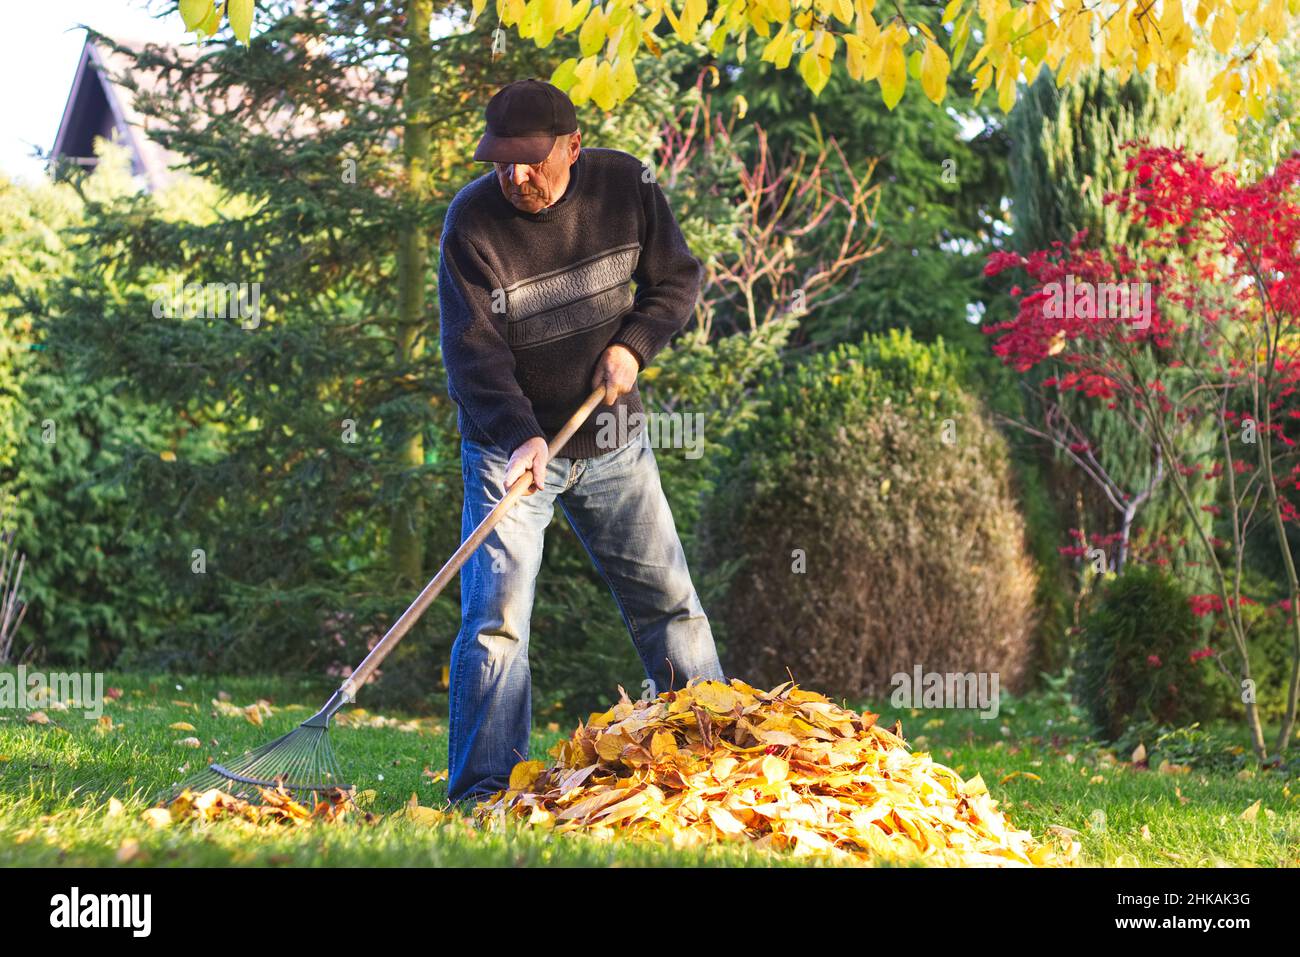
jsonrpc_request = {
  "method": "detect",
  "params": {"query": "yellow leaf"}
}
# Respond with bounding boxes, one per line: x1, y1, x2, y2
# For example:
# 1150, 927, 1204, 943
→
590, 59, 618, 111
169, 721, 196, 731
920, 39, 950, 104
160, 450, 177, 463
693, 680, 741, 713
998, 770, 1041, 784
551, 57, 580, 90
941, 0, 963, 25
798, 46, 830, 96
197, 1, 224, 37
563, 0, 591, 31
1210, 9, 1237, 54
761, 23, 797, 69
761, 754, 789, 784
180, 0, 211, 30
595, 731, 630, 761
879, 38, 906, 109
1240, 799, 1262, 821
671, 0, 700, 43
712, 21, 733, 54
707, 805, 747, 835
578, 6, 607, 56
612, 55, 638, 103
509, 760, 547, 790
996, 63, 1017, 113
229, 0, 254, 43
141, 807, 173, 829
650, 729, 678, 758
404, 805, 445, 825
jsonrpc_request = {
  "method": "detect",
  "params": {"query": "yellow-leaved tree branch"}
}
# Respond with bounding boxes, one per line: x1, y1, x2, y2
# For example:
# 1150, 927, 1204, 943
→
178, 0, 1294, 133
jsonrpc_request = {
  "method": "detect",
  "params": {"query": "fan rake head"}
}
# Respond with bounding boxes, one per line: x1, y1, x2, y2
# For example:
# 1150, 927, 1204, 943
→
161, 693, 354, 809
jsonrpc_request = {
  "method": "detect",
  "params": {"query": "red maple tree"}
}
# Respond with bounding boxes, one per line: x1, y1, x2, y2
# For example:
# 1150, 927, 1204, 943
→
986, 142, 1300, 761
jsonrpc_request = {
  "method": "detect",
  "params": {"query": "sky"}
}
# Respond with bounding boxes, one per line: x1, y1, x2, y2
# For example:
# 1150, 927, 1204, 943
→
1, 1, 187, 183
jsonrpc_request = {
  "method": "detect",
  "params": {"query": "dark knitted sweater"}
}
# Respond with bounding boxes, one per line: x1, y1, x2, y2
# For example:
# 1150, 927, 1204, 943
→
437, 147, 703, 460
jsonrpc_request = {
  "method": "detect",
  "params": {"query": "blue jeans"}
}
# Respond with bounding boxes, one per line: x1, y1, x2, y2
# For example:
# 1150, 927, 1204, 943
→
446, 431, 725, 805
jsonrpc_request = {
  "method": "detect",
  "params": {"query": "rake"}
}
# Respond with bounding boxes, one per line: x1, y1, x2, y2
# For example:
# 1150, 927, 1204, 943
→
162, 387, 607, 808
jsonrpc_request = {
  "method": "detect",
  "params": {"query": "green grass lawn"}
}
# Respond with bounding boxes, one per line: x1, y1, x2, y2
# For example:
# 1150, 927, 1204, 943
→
0, 671, 1296, 867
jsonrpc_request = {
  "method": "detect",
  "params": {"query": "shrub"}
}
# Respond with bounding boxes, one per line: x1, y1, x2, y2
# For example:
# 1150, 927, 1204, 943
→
1077, 566, 1228, 739
701, 330, 1038, 700
1111, 721, 1252, 774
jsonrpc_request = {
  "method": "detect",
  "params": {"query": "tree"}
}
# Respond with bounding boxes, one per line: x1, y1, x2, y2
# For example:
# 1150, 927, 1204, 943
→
986, 143, 1300, 760
1003, 56, 1236, 572
1, 150, 189, 664
725, 0, 1013, 355
173, 0, 1296, 128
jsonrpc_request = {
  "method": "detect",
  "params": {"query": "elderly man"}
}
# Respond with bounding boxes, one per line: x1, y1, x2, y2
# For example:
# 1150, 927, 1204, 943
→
437, 78, 725, 805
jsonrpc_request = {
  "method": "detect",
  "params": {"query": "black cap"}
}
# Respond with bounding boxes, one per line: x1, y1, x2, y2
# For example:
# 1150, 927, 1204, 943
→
473, 78, 578, 165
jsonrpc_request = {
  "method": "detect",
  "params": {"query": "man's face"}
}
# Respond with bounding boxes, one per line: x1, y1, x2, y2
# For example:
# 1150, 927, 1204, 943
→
493, 133, 581, 213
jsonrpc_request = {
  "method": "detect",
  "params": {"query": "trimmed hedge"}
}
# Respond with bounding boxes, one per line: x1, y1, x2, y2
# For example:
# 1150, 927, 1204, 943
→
702, 330, 1037, 699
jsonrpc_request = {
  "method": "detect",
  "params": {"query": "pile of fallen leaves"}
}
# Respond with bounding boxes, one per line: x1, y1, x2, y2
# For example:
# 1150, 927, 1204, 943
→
475, 679, 1080, 867
153, 784, 354, 827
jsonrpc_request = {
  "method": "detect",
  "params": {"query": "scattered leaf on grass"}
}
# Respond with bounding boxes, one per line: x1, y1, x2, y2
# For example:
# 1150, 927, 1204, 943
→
25, 711, 50, 725
116, 839, 140, 863
332, 709, 434, 733
169, 722, 196, 732
175, 737, 201, 748
1241, 800, 1262, 822
403, 805, 445, 826
106, 797, 124, 819
211, 698, 274, 724
165, 784, 355, 826
141, 808, 172, 829
998, 771, 1042, 785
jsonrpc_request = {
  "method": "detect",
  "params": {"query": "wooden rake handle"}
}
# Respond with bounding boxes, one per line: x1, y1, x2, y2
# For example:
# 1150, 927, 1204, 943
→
338, 387, 607, 702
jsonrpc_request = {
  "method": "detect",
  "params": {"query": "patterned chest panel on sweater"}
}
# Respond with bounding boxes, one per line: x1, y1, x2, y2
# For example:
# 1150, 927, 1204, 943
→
504, 243, 640, 350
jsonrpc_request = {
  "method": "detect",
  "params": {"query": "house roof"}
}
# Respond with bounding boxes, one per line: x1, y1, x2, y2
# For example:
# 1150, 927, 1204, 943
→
51, 30, 392, 193
51, 34, 184, 190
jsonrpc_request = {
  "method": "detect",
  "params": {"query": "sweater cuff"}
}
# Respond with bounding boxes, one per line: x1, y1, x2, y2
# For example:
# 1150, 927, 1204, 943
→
492, 415, 547, 454
611, 320, 664, 371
